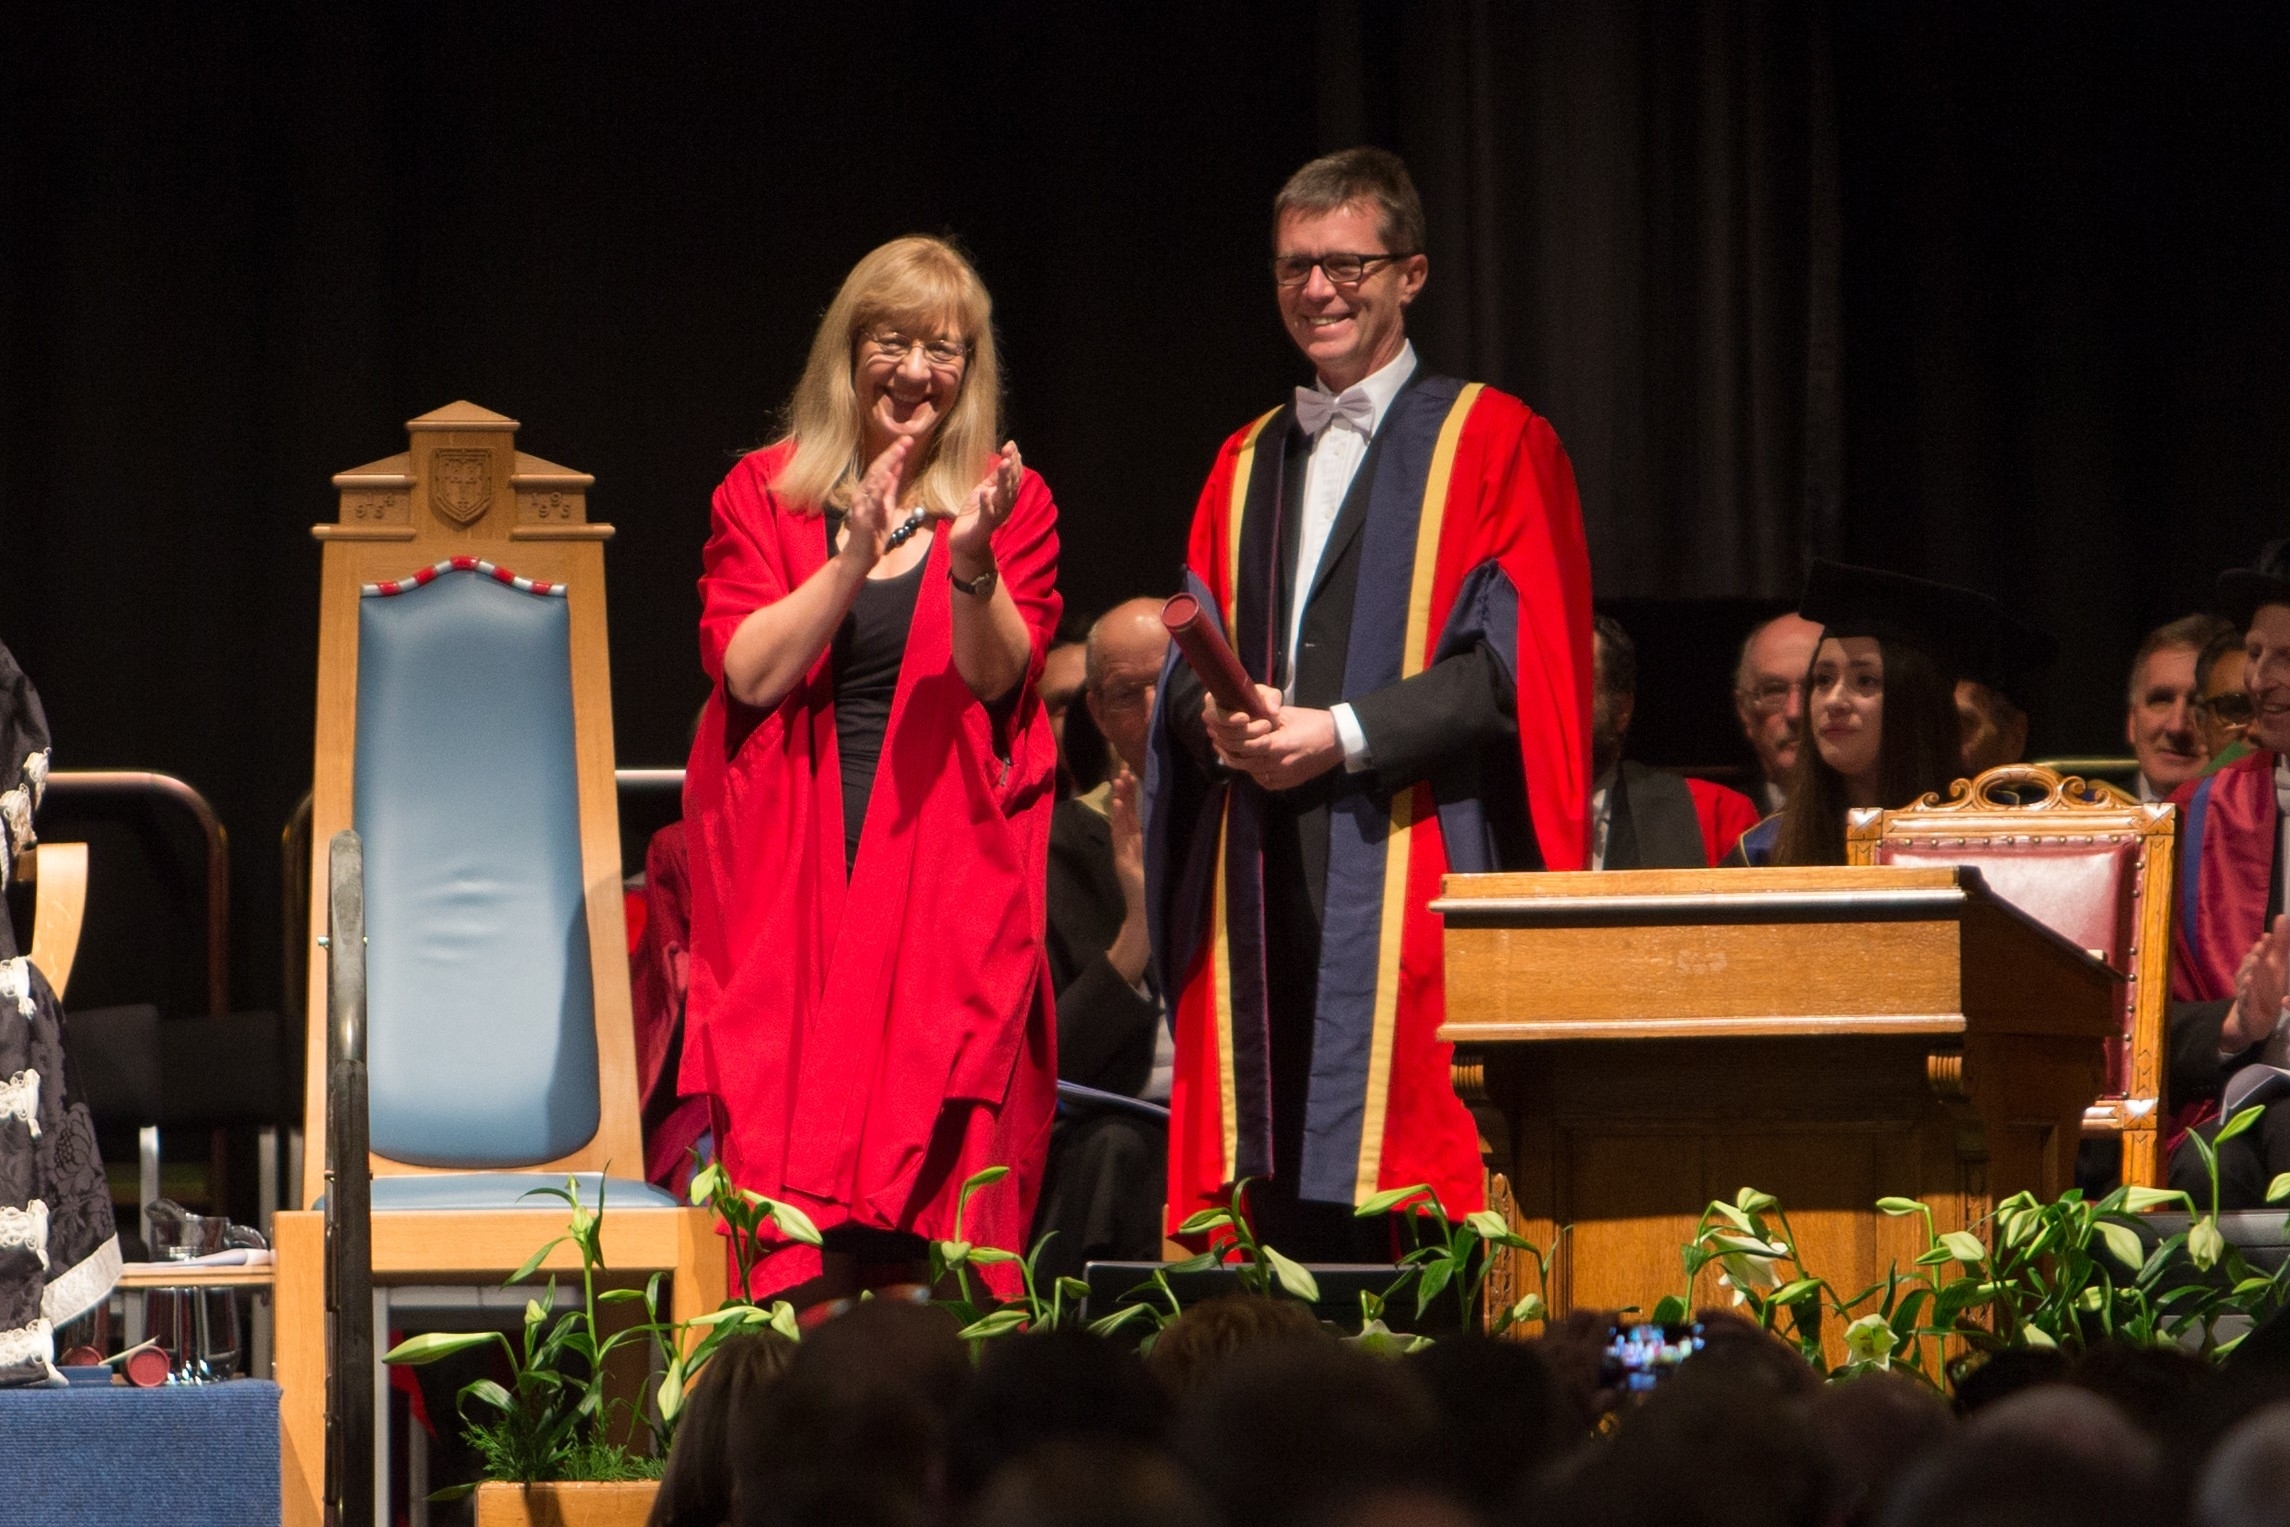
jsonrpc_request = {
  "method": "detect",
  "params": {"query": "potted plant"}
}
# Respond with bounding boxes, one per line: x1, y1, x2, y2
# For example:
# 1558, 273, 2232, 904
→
384, 1174, 804, 1526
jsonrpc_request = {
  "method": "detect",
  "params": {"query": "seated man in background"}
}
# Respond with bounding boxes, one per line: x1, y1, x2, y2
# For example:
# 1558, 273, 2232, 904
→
1033, 598, 1173, 1278
1592, 616, 1760, 869
2168, 542, 2290, 1206
1955, 615, 2055, 777
2197, 621, 2254, 778
2123, 614, 2230, 801
1733, 613, 1822, 814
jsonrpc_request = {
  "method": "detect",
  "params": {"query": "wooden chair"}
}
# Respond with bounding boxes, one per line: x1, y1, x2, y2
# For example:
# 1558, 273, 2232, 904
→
272, 403, 724, 1527
1846, 763, 2176, 1187
21, 841, 89, 997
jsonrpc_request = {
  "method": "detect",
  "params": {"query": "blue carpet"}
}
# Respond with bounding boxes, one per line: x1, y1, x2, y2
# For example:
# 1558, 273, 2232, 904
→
0, 1380, 279, 1526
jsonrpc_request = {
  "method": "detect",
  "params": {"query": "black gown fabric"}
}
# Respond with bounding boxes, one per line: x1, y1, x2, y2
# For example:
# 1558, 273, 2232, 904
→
0, 640, 119, 1387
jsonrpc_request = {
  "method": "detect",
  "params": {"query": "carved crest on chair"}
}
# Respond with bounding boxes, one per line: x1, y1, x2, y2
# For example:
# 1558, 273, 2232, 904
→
1904, 764, 2148, 818
431, 449, 493, 526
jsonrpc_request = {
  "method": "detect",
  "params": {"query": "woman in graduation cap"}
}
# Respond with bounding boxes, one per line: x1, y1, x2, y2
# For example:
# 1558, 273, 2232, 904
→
1730, 562, 1994, 867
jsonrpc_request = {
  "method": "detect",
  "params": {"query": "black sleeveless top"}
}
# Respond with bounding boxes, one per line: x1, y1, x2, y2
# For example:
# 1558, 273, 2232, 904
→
826, 512, 925, 871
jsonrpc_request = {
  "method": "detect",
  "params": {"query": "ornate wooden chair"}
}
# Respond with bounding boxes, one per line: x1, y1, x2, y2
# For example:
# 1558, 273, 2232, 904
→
272, 404, 723, 1527
1846, 764, 2176, 1187
22, 842, 89, 997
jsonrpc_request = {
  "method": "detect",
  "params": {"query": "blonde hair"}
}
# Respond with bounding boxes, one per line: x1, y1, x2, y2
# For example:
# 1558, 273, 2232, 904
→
771, 235, 1002, 517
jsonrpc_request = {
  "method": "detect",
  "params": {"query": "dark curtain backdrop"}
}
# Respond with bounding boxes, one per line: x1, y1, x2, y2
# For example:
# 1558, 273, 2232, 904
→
5, 3, 2288, 1016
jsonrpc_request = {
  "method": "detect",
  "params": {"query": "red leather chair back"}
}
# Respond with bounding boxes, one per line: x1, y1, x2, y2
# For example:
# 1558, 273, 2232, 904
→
1875, 838, 2138, 1092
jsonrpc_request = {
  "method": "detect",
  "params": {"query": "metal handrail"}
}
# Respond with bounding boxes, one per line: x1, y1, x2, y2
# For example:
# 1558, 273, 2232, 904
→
44, 769, 230, 1016
323, 829, 373, 1527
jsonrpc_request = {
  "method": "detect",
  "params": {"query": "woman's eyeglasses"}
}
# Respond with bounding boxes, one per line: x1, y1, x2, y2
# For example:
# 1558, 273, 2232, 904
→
863, 330, 970, 369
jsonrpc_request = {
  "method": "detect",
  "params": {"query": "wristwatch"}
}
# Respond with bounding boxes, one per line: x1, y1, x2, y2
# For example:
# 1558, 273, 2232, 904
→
950, 561, 998, 599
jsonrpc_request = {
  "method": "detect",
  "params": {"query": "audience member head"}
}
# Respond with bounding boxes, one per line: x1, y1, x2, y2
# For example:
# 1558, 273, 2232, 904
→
2220, 540, 2290, 758
1809, 1371, 1955, 1527
2197, 622, 2254, 759
1966, 1382, 2160, 1476
1174, 1339, 1444, 1527
1954, 612, 2054, 776
648, 1331, 794, 1527
1773, 563, 1970, 866
1146, 1293, 1325, 1398
1591, 614, 1637, 781
1879, 1427, 2164, 1527
1953, 680, 2027, 777
2196, 1401, 2290, 1527
1950, 1347, 2072, 1419
947, 1329, 1169, 1507
1531, 1360, 1830, 1527
1084, 599, 1171, 779
1408, 1336, 1580, 1516
964, 1441, 1216, 1527
2126, 614, 2231, 793
1735, 613, 1824, 798
735, 1298, 970, 1527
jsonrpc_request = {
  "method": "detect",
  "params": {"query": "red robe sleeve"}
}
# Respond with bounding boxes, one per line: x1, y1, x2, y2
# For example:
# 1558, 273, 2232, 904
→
1686, 778, 1762, 867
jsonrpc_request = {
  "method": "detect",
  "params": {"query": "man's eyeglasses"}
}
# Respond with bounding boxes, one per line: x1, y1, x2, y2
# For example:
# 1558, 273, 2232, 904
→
2196, 691, 2255, 726
1735, 679, 1805, 717
863, 330, 970, 369
1271, 252, 1417, 289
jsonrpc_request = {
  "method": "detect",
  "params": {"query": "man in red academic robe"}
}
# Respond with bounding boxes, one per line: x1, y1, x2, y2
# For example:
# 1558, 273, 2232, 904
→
1145, 148, 1592, 1258
2167, 540, 2290, 1207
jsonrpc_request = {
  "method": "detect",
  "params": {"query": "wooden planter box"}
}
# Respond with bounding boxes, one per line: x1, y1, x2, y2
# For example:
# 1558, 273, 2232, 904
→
474, 1480, 660, 1527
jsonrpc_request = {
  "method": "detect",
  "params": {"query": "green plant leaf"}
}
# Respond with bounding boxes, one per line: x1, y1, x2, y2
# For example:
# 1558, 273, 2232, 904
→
1735, 1187, 1778, 1214
1088, 1304, 1156, 1338
1261, 1244, 1321, 1302
967, 1246, 1021, 1265
1939, 1231, 1986, 1265
1508, 1293, 1547, 1325
957, 1308, 1031, 1341
763, 1198, 824, 1248
2020, 1324, 2058, 1350
597, 1287, 645, 1304
768, 1302, 801, 1342
1769, 1277, 1824, 1306
424, 1482, 481, 1503
1356, 1184, 1434, 1216
2094, 1220, 2145, 1270
2218, 1105, 2268, 1146
1057, 1277, 1091, 1301
383, 1330, 499, 1366
1650, 1295, 1688, 1325
1874, 1196, 1924, 1216
506, 1235, 569, 1288
1707, 1201, 1755, 1233
1175, 1208, 1233, 1236
2122, 1185, 2190, 1213
459, 1377, 516, 1415
962, 1165, 1014, 1192
1464, 1210, 1512, 1242
939, 1239, 972, 1268
1416, 1258, 1457, 1317
2267, 1173, 2290, 1204
657, 1360, 686, 1421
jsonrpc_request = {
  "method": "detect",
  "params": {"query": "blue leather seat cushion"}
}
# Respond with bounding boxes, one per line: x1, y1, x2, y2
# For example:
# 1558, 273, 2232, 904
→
355, 571, 601, 1167
360, 1172, 678, 1212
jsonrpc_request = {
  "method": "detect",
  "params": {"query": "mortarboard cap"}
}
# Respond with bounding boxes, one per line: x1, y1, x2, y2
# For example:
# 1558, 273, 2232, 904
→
2218, 538, 2290, 629
1961, 611, 2059, 712
1796, 560, 2000, 686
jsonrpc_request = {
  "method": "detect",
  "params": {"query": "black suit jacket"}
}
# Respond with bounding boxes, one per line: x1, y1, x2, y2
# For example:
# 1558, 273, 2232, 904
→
1600, 761, 1712, 870
1165, 394, 1524, 927
1045, 796, 1160, 1097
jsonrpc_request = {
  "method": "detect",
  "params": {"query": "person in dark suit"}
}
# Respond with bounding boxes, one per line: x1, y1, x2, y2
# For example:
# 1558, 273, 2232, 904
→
1147, 147, 1593, 1261
1033, 599, 1172, 1278
1590, 615, 1759, 869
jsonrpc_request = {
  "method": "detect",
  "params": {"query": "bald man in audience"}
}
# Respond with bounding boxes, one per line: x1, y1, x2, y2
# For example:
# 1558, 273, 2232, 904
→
1033, 598, 1174, 1279
1733, 613, 1823, 814
2125, 614, 2231, 800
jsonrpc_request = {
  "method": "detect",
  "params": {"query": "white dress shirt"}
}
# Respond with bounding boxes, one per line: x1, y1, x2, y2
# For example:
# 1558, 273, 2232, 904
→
1290, 342, 1418, 772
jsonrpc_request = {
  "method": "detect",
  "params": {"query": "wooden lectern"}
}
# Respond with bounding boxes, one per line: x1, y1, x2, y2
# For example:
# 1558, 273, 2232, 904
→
1437, 866, 2120, 1341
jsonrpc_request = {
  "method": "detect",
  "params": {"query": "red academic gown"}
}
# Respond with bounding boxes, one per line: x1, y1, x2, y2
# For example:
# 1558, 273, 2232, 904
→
681, 443, 1062, 1296
2166, 748, 2278, 1141
1686, 777, 1762, 866
1147, 377, 1593, 1232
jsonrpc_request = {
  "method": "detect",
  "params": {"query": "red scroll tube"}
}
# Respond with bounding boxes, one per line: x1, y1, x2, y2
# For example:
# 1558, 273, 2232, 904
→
1161, 593, 1275, 722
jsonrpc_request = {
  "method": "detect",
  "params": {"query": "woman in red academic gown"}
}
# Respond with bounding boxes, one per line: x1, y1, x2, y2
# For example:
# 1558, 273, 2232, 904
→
681, 236, 1061, 1299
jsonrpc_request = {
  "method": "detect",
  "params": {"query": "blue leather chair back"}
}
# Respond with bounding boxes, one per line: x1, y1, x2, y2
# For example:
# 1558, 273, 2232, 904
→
354, 569, 599, 1166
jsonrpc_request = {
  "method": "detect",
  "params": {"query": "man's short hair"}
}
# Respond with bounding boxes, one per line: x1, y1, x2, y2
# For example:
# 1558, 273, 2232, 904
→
1272, 147, 1427, 259
2127, 613, 2232, 704
1592, 614, 1635, 701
